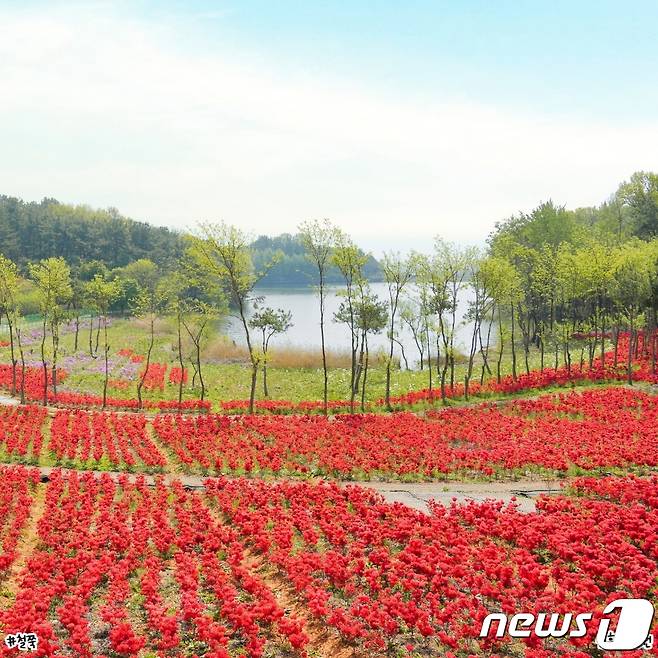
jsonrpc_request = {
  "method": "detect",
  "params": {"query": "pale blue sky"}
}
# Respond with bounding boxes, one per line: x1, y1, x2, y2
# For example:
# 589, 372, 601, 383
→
1, 1, 657, 252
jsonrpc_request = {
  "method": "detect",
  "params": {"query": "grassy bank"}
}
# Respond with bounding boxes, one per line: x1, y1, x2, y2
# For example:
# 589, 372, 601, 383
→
0, 315, 602, 408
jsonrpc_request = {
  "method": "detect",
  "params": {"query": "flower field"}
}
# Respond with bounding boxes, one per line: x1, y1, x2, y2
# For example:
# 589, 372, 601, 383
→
0, 407, 47, 461
49, 410, 167, 469
0, 365, 210, 413
0, 466, 657, 657
153, 387, 658, 478
1, 335, 658, 658
2, 385, 658, 478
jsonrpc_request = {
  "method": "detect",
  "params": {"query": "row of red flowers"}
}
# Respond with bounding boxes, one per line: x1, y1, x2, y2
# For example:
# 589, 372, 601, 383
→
153, 387, 658, 478
0, 468, 307, 658
49, 410, 167, 468
0, 364, 209, 413
216, 332, 658, 414
1, 467, 657, 657
3, 385, 657, 478
207, 473, 658, 657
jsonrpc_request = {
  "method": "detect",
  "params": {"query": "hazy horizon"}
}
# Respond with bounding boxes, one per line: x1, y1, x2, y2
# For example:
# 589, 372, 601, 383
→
2, 1, 657, 250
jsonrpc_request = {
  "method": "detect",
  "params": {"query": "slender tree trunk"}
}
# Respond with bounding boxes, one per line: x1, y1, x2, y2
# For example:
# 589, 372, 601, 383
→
554, 336, 559, 372
319, 272, 328, 415
183, 317, 207, 402
480, 309, 493, 385
262, 333, 270, 398
247, 359, 257, 411
407, 324, 423, 370
95, 316, 101, 355
600, 307, 606, 365
510, 303, 517, 380
465, 314, 480, 400
354, 331, 366, 395
385, 289, 401, 410
435, 334, 445, 404
612, 323, 618, 368
41, 318, 48, 406
177, 310, 184, 407
102, 316, 109, 410
627, 316, 635, 385
197, 338, 205, 402
392, 338, 408, 371
51, 324, 59, 398
496, 306, 504, 384
5, 313, 16, 395
89, 313, 95, 357
16, 327, 26, 404
74, 315, 80, 352
426, 325, 433, 401
137, 316, 155, 409
361, 335, 369, 412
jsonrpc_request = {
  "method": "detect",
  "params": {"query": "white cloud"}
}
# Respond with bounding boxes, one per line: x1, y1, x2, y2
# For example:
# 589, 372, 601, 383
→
0, 4, 656, 252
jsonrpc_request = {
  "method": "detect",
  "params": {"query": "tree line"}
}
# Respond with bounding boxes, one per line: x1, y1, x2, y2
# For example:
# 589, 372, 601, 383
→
0, 170, 657, 414
0, 196, 382, 286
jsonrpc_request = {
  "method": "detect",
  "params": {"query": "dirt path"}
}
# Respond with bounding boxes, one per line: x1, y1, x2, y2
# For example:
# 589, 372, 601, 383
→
0, 484, 46, 612
26, 465, 563, 512
0, 393, 19, 407
362, 479, 566, 513
245, 550, 373, 658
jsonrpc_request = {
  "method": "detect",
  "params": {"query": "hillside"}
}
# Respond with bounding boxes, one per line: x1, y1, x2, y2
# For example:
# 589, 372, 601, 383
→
0, 195, 382, 285
0, 196, 185, 269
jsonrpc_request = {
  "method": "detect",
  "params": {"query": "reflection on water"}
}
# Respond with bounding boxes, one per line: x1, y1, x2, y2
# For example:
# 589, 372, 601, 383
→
226, 282, 481, 368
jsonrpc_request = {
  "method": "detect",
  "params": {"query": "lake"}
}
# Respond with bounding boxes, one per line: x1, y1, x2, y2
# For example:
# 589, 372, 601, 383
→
226, 282, 480, 368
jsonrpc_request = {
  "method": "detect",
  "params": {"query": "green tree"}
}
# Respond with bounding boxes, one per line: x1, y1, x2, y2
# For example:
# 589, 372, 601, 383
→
85, 274, 122, 408
249, 306, 293, 397
192, 222, 275, 414
129, 260, 164, 409
332, 232, 368, 411
381, 252, 416, 409
617, 171, 658, 239
299, 219, 339, 415
0, 255, 20, 395
610, 241, 654, 383
29, 257, 73, 405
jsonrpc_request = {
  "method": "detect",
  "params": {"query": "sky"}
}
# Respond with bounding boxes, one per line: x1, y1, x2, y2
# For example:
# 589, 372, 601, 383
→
1, 0, 658, 253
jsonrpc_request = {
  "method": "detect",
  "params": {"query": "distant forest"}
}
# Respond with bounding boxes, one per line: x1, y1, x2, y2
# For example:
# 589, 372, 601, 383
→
0, 196, 381, 285
0, 196, 185, 268
2, 170, 657, 285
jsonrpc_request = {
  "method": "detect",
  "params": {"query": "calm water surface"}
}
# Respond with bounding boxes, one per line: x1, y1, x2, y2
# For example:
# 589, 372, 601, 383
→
226, 282, 480, 368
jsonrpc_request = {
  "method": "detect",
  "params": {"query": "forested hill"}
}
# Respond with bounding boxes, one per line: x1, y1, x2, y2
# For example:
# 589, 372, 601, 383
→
252, 234, 382, 285
0, 195, 381, 285
0, 196, 185, 268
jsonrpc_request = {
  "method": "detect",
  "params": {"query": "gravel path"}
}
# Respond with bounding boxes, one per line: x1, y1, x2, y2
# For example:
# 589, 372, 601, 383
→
362, 480, 564, 513
26, 466, 560, 513
0, 392, 19, 406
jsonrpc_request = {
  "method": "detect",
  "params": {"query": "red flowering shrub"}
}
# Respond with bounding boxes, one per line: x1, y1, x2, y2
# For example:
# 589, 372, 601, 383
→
153, 387, 658, 478
140, 363, 168, 390
0, 406, 47, 461
49, 410, 167, 468
0, 469, 307, 658
205, 474, 658, 656
387, 331, 658, 408
1, 467, 657, 656
0, 466, 40, 574
168, 366, 188, 385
